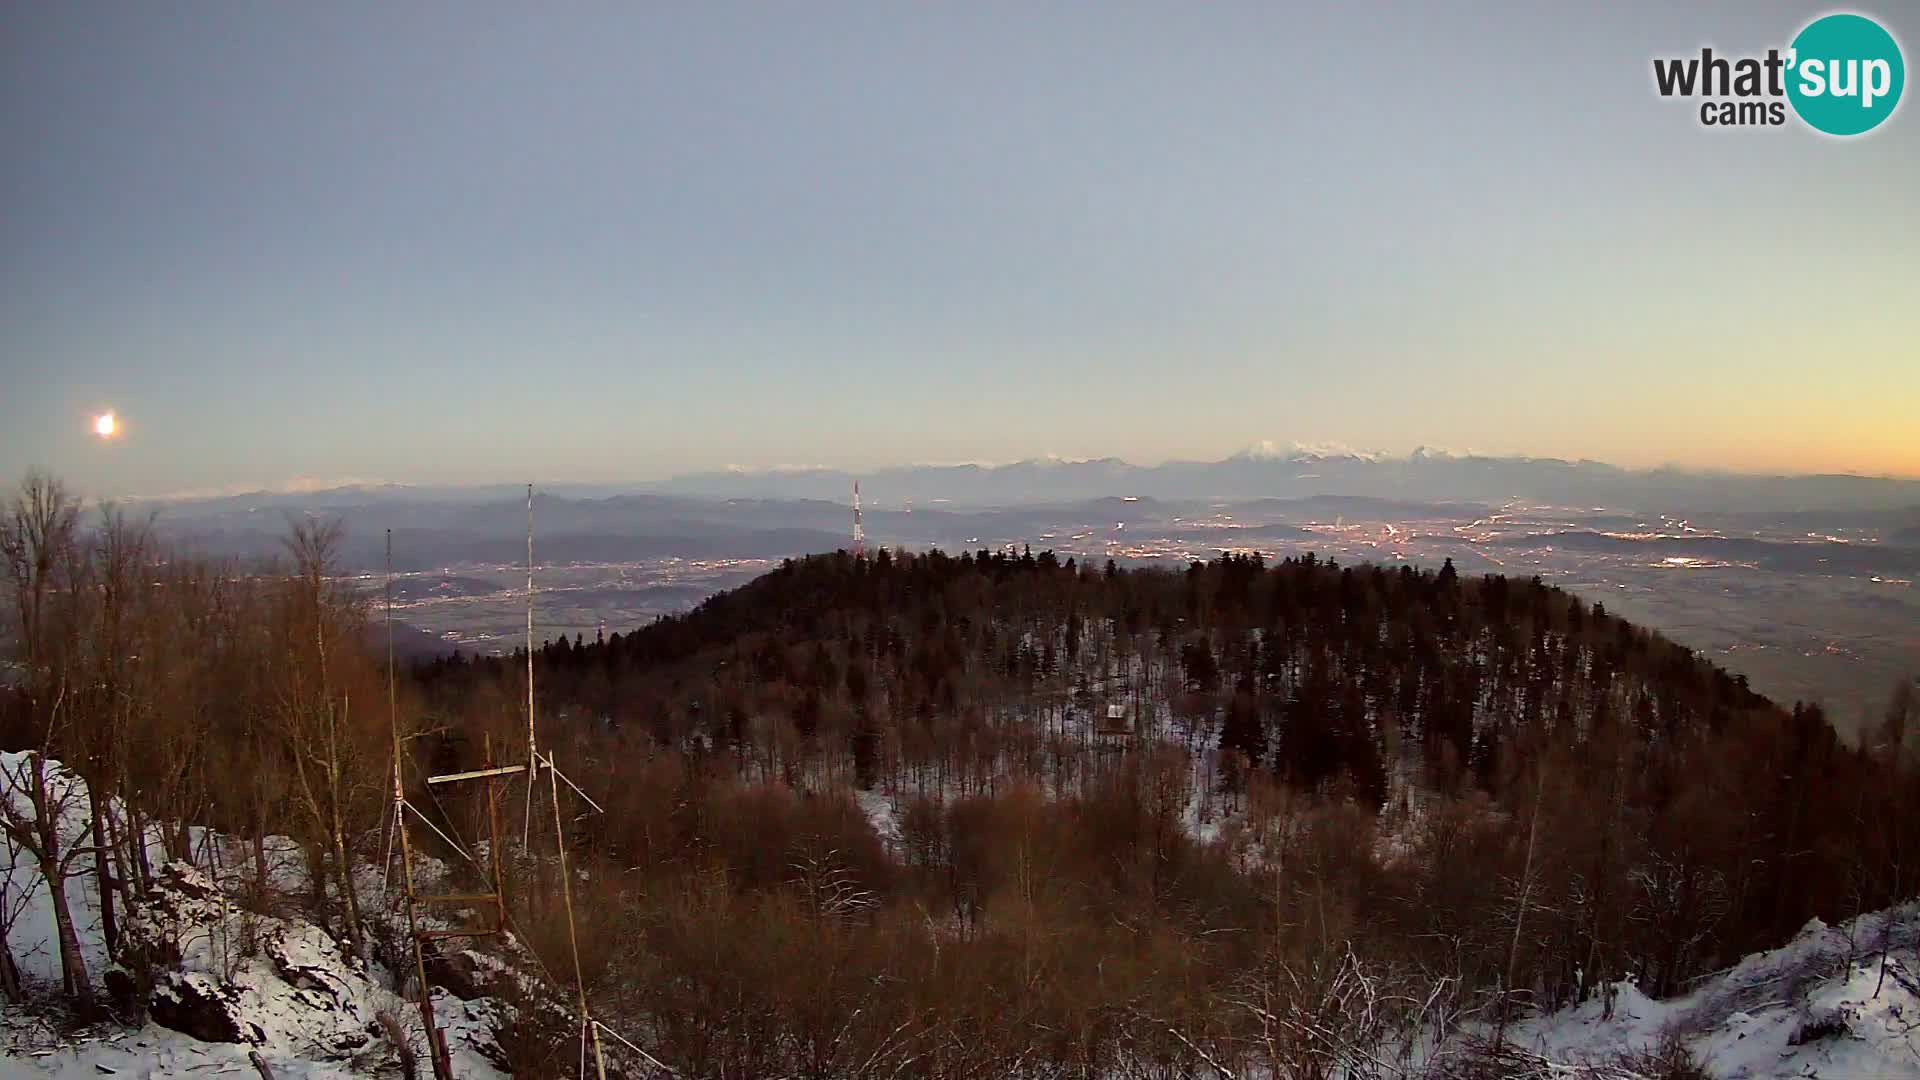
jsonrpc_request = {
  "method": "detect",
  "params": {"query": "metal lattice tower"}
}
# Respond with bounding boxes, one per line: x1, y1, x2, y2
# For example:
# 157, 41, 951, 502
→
852, 480, 866, 558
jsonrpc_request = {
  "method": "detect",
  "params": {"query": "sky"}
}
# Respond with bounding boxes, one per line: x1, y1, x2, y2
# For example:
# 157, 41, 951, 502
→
2, 2, 1916, 498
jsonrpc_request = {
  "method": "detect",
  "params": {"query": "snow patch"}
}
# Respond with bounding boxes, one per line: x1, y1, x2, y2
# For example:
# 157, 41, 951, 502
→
1508, 900, 1920, 1078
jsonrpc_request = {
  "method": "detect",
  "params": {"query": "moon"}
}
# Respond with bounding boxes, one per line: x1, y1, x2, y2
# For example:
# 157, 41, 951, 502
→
94, 412, 117, 438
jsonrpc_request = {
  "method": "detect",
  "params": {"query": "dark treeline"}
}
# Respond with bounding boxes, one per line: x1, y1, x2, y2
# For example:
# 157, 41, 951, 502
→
6, 466, 1917, 1078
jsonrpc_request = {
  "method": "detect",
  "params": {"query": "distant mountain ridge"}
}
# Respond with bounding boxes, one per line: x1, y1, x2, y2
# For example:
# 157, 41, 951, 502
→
134, 445, 1920, 516
658, 448, 1920, 513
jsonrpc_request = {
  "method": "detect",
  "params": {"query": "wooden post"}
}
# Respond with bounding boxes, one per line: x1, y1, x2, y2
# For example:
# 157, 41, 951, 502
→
549, 754, 605, 1080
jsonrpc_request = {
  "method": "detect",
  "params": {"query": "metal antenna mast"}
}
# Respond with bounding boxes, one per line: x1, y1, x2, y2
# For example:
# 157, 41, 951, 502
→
521, 482, 609, 1078
381, 489, 640, 1080
524, 484, 537, 841
852, 480, 865, 558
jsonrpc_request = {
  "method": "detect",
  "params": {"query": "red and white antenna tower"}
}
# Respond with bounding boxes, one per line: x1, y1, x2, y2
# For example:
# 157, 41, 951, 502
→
852, 480, 866, 558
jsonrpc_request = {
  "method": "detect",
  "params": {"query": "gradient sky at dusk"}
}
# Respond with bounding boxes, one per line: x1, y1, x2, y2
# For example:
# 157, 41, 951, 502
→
3, 2, 1916, 497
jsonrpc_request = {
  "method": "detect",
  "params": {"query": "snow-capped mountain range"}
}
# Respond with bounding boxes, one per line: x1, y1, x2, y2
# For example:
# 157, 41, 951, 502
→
654, 446, 1920, 512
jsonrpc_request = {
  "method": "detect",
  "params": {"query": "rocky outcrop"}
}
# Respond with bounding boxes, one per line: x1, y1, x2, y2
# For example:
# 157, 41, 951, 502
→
426, 948, 496, 1001
149, 973, 260, 1044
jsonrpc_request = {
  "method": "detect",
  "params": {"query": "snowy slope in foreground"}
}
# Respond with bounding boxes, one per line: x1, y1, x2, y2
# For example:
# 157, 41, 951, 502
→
1510, 903, 1920, 1078
1, 750, 507, 1080
6, 744, 1916, 1078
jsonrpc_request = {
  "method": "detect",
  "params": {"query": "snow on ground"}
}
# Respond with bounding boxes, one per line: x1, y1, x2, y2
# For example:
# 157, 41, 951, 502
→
855, 787, 901, 855
5, 997, 500, 1080
1509, 902, 1920, 1078
1181, 774, 1227, 846
1, 750, 117, 990
5, 989, 504, 1080
1, 751, 508, 1080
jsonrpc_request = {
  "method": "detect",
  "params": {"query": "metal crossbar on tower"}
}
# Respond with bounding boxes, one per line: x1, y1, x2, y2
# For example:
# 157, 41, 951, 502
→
852, 480, 865, 558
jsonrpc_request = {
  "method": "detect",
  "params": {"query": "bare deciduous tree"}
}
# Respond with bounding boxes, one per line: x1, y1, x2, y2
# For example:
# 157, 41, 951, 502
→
0, 472, 101, 1013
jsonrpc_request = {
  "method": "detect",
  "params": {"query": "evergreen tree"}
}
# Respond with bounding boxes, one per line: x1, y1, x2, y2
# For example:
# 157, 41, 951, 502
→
1219, 685, 1266, 770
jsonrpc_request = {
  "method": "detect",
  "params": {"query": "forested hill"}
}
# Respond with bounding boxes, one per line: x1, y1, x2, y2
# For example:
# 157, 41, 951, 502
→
441, 548, 1791, 798
419, 549, 1912, 998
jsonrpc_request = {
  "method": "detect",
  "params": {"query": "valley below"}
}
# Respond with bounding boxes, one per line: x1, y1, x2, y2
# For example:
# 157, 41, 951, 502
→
294, 491, 1920, 739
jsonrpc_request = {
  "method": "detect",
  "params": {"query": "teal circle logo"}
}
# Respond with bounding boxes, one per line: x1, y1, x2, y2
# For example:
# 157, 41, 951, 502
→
1786, 13, 1905, 136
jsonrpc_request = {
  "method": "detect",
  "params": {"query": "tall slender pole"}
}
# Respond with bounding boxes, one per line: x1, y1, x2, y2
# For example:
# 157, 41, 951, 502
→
526, 484, 533, 753
524, 484, 538, 844
526, 483, 535, 759
389, 530, 450, 1080
387, 528, 394, 724
521, 487, 605, 1079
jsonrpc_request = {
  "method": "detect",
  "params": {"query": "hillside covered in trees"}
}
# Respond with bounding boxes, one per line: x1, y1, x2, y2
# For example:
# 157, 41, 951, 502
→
5, 469, 1918, 1078
413, 547, 1919, 1074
